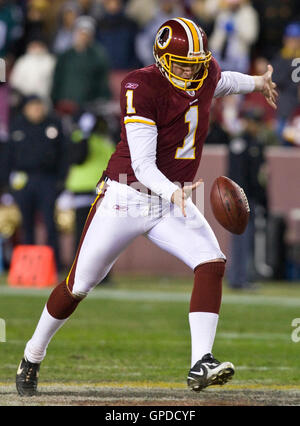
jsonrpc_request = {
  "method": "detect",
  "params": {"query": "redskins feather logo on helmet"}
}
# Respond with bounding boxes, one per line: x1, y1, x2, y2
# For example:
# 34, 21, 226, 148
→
153, 18, 212, 91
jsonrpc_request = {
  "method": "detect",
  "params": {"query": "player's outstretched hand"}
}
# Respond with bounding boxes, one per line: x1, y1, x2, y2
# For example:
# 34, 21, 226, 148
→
171, 180, 202, 217
253, 64, 278, 110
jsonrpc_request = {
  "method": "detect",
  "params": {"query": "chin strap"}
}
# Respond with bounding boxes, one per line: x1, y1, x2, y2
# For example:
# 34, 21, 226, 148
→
170, 75, 192, 89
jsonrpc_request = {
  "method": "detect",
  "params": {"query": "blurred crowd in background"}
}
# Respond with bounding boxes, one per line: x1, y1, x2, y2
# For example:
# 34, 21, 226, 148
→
0, 0, 300, 285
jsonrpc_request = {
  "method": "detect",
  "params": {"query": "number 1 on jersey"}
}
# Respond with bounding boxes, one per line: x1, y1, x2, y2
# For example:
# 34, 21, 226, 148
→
126, 90, 136, 114
175, 105, 198, 160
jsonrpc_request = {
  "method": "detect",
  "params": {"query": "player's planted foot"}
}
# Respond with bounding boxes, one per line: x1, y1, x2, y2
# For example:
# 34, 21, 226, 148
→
187, 353, 234, 392
16, 357, 40, 396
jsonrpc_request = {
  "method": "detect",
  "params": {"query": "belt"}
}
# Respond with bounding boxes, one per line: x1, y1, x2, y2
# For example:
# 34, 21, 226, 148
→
101, 174, 157, 197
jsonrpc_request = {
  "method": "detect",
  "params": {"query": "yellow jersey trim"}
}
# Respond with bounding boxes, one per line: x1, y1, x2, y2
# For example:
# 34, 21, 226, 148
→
124, 118, 156, 126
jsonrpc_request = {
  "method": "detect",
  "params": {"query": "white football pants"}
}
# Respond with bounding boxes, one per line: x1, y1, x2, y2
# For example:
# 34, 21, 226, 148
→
70, 179, 226, 297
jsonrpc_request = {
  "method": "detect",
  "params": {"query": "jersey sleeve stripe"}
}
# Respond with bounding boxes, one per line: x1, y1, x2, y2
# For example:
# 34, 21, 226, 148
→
124, 116, 156, 126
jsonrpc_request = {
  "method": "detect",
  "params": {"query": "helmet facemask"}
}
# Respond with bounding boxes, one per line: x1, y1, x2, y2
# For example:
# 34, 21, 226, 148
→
154, 51, 212, 91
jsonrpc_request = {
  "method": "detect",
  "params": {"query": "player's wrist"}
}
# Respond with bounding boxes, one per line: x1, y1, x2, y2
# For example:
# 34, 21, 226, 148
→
171, 188, 181, 204
171, 190, 178, 203
253, 75, 264, 92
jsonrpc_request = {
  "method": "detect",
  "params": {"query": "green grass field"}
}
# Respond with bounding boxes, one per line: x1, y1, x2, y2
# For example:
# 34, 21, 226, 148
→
1, 273, 300, 393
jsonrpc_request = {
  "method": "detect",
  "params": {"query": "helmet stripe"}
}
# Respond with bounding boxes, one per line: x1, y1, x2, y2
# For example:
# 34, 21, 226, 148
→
179, 17, 200, 53
193, 21, 204, 53
172, 18, 194, 53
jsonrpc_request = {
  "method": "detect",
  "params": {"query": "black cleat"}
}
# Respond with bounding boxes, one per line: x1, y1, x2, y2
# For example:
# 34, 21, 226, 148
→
16, 357, 40, 396
187, 353, 235, 392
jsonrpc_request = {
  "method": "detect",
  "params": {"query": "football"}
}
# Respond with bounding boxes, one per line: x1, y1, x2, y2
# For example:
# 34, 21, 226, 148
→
210, 176, 250, 235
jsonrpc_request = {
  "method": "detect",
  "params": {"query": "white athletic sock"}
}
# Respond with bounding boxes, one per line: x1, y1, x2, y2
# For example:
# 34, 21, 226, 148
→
189, 312, 219, 367
24, 305, 68, 363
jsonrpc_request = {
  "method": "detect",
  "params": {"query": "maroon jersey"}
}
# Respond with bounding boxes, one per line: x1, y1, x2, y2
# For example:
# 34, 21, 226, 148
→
104, 59, 221, 187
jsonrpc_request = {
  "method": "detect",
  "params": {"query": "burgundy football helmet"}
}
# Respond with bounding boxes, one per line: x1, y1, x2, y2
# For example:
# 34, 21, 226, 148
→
153, 17, 212, 91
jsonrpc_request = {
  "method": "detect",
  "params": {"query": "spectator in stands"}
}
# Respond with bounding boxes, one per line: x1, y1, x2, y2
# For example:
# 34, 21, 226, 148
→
0, 0, 23, 59
0, 78, 9, 188
243, 57, 277, 126
51, 15, 111, 117
0, 138, 7, 193
52, 2, 79, 54
9, 36, 56, 102
97, 0, 140, 71
125, 0, 157, 28
282, 104, 300, 146
272, 22, 300, 144
209, 0, 259, 73
135, 0, 184, 67
251, 0, 300, 60
188, 0, 216, 37
68, 0, 103, 21
65, 111, 115, 254
205, 110, 230, 146
6, 95, 69, 270
20, 0, 50, 52
0, 84, 9, 142
226, 107, 268, 289
208, 0, 260, 138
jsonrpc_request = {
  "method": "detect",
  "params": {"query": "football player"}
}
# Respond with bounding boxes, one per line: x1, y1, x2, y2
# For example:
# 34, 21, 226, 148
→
16, 17, 277, 396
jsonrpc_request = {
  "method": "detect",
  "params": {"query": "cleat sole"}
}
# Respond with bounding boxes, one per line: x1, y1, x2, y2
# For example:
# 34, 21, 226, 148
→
188, 367, 235, 392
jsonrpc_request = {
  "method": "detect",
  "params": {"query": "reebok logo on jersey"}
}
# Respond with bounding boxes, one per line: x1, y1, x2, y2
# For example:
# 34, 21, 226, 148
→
113, 204, 128, 211
125, 82, 139, 89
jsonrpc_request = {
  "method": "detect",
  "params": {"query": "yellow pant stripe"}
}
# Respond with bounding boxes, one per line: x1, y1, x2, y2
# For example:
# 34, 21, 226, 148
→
66, 181, 105, 287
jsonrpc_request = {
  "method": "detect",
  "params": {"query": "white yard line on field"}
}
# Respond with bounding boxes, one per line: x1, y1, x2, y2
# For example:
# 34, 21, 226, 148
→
0, 381, 299, 391
1, 286, 300, 307
2, 362, 296, 372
